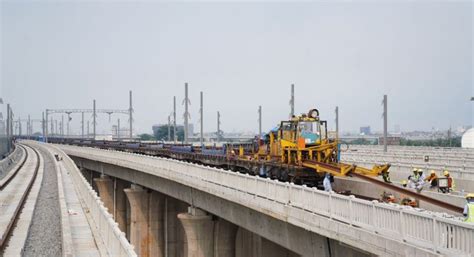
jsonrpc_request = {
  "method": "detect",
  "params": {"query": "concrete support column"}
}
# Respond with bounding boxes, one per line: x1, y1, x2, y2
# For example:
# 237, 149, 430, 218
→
94, 175, 114, 214
178, 207, 215, 257
149, 191, 165, 257
125, 184, 150, 257
115, 178, 129, 234
166, 197, 188, 257
213, 219, 238, 257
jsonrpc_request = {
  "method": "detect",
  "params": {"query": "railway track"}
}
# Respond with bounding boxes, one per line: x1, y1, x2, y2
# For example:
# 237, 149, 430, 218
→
0, 144, 41, 252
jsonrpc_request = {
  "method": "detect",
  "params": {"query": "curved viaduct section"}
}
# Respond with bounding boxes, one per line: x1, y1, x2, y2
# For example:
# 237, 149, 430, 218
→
56, 144, 473, 257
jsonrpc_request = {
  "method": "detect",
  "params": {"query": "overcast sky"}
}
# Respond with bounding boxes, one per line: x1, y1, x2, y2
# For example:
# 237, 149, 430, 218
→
1, 1, 472, 135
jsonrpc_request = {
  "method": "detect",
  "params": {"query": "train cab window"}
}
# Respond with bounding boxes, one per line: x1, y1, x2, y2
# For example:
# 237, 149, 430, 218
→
298, 121, 321, 144
281, 121, 297, 142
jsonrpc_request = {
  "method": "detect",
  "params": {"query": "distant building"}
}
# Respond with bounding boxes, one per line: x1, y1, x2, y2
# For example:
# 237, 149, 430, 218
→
378, 136, 401, 145
360, 126, 371, 135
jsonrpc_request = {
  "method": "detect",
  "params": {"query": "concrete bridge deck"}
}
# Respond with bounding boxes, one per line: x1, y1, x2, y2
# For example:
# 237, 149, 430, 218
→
55, 143, 474, 257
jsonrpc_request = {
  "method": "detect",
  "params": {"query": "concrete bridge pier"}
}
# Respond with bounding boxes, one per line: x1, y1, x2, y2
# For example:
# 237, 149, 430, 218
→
115, 178, 129, 236
94, 175, 113, 213
125, 184, 150, 257
178, 207, 215, 257
165, 197, 187, 257
149, 191, 165, 257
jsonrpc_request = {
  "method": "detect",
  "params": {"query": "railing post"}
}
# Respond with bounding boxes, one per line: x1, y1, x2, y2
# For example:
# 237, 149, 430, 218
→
371, 200, 377, 233
328, 191, 333, 220
433, 215, 438, 253
399, 207, 405, 242
349, 195, 354, 226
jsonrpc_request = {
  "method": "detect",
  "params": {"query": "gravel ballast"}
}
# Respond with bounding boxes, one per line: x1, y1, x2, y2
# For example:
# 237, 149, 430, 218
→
23, 146, 62, 257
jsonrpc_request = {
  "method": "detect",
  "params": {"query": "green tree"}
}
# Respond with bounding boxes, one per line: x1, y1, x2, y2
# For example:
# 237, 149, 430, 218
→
153, 125, 184, 141
399, 137, 461, 147
139, 133, 155, 141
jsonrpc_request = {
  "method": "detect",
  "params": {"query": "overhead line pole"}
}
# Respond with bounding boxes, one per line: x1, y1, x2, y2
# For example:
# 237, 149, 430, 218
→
167, 115, 171, 142
183, 83, 190, 144
81, 112, 85, 138
290, 84, 295, 118
93, 99, 96, 139
16, 118, 20, 136
173, 96, 177, 143
6, 104, 10, 150
45, 109, 48, 142
335, 106, 339, 140
50, 117, 53, 136
258, 106, 262, 139
27, 115, 31, 139
383, 95, 388, 152
200, 91, 203, 146
129, 90, 133, 141
42, 112, 45, 139
217, 111, 221, 143
61, 115, 64, 136
117, 118, 120, 141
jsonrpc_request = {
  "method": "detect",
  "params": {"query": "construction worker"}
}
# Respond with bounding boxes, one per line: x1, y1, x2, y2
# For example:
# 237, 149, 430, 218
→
425, 170, 438, 188
401, 180, 408, 188
323, 173, 332, 192
382, 170, 391, 183
409, 168, 424, 192
443, 170, 455, 193
464, 193, 474, 223
408, 168, 419, 189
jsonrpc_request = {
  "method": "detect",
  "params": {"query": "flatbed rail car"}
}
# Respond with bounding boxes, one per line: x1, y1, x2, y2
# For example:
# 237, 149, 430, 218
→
47, 137, 318, 184
22, 135, 464, 213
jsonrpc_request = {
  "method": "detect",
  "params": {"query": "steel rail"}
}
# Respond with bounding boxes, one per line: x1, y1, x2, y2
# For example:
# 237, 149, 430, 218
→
304, 159, 463, 213
350, 172, 463, 213
0, 144, 41, 250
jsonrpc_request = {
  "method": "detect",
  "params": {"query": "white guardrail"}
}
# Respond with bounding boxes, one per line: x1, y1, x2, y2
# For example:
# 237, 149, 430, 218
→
52, 145, 137, 257
61, 145, 474, 256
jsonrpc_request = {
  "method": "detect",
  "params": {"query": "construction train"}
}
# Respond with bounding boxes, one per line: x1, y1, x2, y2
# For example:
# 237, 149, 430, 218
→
46, 108, 392, 188
32, 108, 463, 213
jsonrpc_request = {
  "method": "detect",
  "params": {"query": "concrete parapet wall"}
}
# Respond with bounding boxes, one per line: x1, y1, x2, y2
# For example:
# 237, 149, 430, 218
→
0, 144, 23, 177
48, 144, 137, 257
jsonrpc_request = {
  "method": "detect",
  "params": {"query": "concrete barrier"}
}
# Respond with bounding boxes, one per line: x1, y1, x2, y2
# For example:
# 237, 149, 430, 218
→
48, 144, 137, 257
0, 144, 24, 175
60, 145, 474, 257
